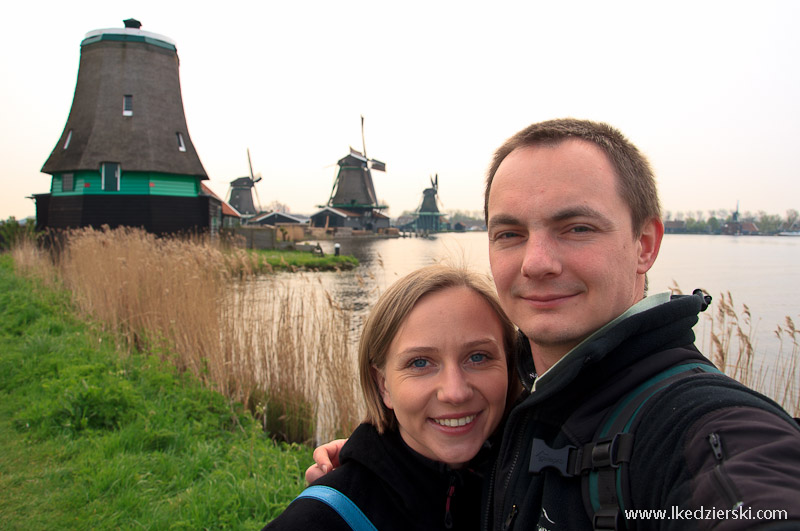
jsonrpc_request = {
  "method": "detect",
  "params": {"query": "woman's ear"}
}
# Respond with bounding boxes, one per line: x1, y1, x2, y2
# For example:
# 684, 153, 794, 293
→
372, 365, 392, 409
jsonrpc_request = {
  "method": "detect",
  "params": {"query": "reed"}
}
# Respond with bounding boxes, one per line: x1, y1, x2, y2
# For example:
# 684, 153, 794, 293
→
672, 284, 799, 416
12, 229, 797, 449
12, 227, 363, 445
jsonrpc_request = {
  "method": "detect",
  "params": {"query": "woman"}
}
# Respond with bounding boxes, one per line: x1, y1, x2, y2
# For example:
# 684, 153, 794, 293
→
263, 265, 519, 530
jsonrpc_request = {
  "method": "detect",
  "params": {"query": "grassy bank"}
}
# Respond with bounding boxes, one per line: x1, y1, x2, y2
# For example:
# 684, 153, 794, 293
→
13, 228, 364, 447
0, 253, 312, 529
252, 249, 359, 272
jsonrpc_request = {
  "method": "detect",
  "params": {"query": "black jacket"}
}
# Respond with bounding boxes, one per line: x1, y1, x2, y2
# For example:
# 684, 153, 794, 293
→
264, 423, 490, 530
485, 292, 800, 530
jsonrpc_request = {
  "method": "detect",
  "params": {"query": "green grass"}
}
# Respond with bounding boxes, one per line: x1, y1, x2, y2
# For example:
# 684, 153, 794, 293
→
0, 253, 313, 529
251, 249, 359, 271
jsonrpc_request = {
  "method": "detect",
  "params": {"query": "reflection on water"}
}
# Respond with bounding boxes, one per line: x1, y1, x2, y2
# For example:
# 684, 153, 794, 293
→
285, 232, 800, 365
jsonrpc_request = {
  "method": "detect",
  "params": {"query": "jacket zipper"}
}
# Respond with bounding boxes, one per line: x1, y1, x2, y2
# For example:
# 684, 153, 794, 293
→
444, 478, 455, 529
494, 410, 530, 530
482, 458, 497, 531
502, 504, 518, 531
707, 432, 743, 509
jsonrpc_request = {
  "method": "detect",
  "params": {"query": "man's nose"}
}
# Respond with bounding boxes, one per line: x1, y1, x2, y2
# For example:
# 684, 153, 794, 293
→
520, 232, 561, 278
437, 365, 473, 404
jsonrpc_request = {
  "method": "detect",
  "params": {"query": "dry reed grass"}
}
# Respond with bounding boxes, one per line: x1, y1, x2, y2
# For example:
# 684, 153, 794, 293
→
12, 227, 363, 445
671, 283, 799, 416
12, 229, 797, 446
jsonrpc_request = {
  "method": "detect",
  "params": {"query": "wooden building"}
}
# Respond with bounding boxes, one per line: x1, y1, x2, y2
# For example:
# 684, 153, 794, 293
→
36, 19, 212, 234
249, 211, 308, 226
310, 206, 389, 232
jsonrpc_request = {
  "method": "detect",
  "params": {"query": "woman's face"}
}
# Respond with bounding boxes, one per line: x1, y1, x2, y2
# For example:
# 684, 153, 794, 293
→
375, 286, 509, 467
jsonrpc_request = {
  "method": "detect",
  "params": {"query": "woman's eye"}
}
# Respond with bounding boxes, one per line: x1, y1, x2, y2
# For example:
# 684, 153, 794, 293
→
410, 358, 428, 369
469, 353, 488, 363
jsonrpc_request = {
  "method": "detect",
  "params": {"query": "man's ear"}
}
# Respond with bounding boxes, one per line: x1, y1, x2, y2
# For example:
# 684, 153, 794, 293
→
637, 217, 664, 274
372, 365, 392, 410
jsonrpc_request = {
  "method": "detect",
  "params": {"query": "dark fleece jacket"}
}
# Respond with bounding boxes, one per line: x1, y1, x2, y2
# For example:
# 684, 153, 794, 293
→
264, 422, 491, 530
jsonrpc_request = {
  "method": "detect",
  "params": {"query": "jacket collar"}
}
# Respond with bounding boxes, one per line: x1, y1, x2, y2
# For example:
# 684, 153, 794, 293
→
516, 291, 708, 400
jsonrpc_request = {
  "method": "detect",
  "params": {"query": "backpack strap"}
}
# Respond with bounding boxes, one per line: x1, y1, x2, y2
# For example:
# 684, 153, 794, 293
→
295, 485, 378, 531
527, 362, 724, 529
581, 362, 722, 531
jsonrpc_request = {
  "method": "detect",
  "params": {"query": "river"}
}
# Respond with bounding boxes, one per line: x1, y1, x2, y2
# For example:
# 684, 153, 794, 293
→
296, 232, 799, 366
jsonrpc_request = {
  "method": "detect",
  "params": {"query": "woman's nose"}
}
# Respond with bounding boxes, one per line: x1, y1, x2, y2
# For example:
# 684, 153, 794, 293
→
437, 365, 473, 404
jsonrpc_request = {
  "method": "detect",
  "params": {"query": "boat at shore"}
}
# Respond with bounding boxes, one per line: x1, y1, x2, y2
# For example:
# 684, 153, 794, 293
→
777, 231, 800, 237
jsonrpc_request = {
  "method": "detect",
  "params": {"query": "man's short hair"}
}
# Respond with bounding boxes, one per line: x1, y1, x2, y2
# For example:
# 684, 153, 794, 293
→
484, 118, 662, 236
359, 264, 519, 433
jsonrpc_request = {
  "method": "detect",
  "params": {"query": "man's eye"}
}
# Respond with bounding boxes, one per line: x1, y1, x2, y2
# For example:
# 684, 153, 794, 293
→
570, 225, 593, 233
493, 231, 519, 240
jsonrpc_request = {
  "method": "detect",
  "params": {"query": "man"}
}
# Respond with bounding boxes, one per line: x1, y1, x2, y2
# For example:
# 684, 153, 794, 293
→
483, 119, 800, 530
308, 119, 800, 529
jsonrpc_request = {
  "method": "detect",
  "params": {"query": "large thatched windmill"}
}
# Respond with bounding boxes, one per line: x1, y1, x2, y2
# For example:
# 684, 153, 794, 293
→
37, 19, 216, 234
312, 116, 389, 232
413, 174, 445, 232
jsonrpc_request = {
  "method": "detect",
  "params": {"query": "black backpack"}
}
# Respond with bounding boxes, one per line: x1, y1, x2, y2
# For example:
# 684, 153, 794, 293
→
530, 362, 723, 531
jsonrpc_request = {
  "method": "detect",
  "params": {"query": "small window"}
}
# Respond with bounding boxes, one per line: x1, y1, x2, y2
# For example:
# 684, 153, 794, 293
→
123, 95, 133, 116
102, 162, 120, 191
177, 132, 186, 152
63, 130, 73, 149
62, 173, 74, 192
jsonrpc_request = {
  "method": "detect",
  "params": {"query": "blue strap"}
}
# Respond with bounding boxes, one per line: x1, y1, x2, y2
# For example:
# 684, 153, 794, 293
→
295, 485, 378, 531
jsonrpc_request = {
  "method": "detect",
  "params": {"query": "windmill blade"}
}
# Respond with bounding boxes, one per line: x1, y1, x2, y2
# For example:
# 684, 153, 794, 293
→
370, 159, 386, 172
361, 115, 367, 160
253, 181, 263, 213
247, 148, 256, 181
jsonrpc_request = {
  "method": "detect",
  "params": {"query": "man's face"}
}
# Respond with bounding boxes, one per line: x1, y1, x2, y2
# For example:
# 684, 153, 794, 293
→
487, 139, 660, 367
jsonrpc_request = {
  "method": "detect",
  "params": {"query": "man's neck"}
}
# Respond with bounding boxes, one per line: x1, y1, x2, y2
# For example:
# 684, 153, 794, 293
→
531, 344, 575, 376
529, 292, 672, 383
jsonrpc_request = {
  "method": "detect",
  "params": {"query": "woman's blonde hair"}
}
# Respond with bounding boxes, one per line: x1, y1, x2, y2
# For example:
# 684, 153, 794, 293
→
359, 264, 518, 433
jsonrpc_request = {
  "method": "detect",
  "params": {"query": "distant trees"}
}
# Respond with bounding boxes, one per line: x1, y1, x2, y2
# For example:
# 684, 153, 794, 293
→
664, 209, 799, 234
445, 209, 485, 224
0, 217, 35, 251
264, 200, 291, 213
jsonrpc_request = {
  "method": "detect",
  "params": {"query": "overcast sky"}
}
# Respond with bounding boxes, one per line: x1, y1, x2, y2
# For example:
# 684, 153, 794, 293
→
2, 0, 799, 221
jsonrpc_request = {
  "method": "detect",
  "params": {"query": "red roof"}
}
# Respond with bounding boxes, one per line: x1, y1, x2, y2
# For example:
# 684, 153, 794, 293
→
201, 182, 241, 218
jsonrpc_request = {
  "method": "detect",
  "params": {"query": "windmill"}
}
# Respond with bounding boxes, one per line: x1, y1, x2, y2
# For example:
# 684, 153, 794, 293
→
414, 173, 444, 233
321, 116, 387, 232
227, 148, 262, 220
38, 19, 211, 234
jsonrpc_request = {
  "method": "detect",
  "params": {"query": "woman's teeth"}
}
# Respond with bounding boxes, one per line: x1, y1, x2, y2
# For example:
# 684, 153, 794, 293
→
433, 415, 475, 427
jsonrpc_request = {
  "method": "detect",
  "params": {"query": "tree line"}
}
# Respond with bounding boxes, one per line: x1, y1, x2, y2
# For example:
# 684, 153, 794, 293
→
664, 208, 799, 234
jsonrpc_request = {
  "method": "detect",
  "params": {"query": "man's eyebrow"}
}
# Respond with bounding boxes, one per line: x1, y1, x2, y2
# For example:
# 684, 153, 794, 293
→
488, 206, 611, 228
551, 205, 609, 223
487, 214, 522, 228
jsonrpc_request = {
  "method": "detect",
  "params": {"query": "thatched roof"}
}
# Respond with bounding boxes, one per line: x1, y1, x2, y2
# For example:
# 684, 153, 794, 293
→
41, 25, 207, 178
418, 187, 440, 214
328, 152, 378, 207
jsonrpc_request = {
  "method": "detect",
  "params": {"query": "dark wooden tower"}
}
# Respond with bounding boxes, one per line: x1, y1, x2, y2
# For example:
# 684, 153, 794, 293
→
227, 149, 262, 220
36, 19, 215, 234
327, 149, 383, 210
315, 117, 388, 232
414, 174, 444, 232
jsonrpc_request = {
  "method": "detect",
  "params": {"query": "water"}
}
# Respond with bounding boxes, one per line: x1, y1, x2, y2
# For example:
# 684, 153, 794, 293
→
301, 232, 800, 364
